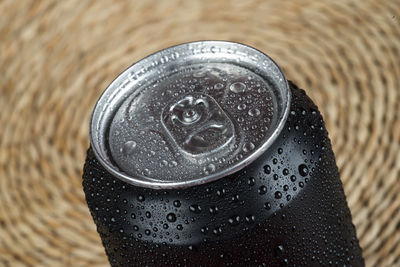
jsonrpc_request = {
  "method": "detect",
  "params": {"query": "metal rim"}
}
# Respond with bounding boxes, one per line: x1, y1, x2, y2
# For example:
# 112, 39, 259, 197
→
90, 40, 291, 189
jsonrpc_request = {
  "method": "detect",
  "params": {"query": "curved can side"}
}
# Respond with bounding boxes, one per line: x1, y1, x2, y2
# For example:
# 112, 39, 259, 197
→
83, 82, 364, 266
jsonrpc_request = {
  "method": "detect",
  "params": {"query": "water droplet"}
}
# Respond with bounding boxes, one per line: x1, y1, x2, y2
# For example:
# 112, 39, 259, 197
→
213, 227, 223, 235
248, 177, 255, 186
228, 215, 240, 226
230, 82, 246, 93
189, 204, 202, 214
243, 142, 255, 152
200, 227, 209, 234
122, 141, 137, 156
298, 164, 309, 177
258, 185, 267, 195
264, 165, 271, 174
231, 194, 240, 202
283, 169, 289, 176
203, 164, 216, 175
143, 168, 151, 176
238, 103, 247, 110
275, 245, 285, 256
245, 215, 256, 223
275, 191, 282, 199
173, 200, 181, 207
264, 202, 271, 210
166, 213, 177, 222
217, 189, 226, 197
248, 108, 260, 117
214, 83, 224, 89
209, 206, 219, 215
137, 195, 145, 202
290, 175, 297, 182
283, 185, 289, 191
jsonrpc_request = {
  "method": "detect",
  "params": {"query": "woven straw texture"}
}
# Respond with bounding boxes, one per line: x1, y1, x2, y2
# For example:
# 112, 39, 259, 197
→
1, 0, 399, 266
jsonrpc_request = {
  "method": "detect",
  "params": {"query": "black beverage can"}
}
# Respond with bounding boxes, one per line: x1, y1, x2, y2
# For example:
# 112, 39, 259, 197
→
83, 41, 364, 266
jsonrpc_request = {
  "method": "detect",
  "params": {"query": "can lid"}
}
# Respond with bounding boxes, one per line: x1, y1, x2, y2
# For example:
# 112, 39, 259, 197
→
90, 41, 291, 189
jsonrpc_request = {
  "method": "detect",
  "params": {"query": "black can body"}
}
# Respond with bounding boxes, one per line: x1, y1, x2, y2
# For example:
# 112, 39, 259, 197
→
83, 82, 364, 266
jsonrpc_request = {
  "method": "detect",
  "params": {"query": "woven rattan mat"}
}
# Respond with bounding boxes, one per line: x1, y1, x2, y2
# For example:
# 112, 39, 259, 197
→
1, 1, 399, 266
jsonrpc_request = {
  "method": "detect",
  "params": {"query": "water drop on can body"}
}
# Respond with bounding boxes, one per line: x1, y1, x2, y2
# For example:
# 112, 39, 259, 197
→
298, 164, 309, 177
166, 213, 177, 222
173, 200, 181, 208
189, 204, 202, 214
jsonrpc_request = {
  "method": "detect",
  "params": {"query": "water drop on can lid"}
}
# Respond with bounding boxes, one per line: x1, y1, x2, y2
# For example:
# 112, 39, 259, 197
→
90, 41, 291, 189
230, 82, 246, 93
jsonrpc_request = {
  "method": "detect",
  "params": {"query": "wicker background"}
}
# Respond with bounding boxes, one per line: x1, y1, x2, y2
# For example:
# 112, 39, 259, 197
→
1, 0, 399, 266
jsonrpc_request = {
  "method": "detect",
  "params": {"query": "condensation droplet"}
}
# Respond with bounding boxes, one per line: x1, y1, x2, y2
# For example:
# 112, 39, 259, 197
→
166, 213, 177, 222
143, 169, 151, 176
214, 83, 224, 89
203, 164, 216, 175
238, 103, 247, 110
248, 108, 260, 117
230, 82, 246, 93
298, 164, 309, 177
173, 200, 181, 207
121, 141, 137, 156
236, 153, 243, 160
243, 142, 255, 153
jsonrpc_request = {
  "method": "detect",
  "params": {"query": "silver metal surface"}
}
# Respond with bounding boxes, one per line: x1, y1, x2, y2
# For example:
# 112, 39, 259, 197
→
90, 41, 291, 189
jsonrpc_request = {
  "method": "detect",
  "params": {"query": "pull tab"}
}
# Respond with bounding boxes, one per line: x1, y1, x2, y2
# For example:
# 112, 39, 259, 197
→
162, 93, 235, 156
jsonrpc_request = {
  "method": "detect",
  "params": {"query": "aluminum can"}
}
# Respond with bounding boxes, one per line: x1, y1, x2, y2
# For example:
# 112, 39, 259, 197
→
83, 41, 364, 266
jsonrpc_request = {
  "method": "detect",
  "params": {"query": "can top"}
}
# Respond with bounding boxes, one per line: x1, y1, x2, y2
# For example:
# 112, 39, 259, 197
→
90, 41, 291, 189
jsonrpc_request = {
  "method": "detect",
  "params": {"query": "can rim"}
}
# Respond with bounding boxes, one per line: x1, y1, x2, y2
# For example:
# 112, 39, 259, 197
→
90, 40, 291, 189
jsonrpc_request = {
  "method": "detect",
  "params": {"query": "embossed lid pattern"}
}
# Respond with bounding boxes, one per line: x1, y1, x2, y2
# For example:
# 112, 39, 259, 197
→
90, 41, 291, 189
